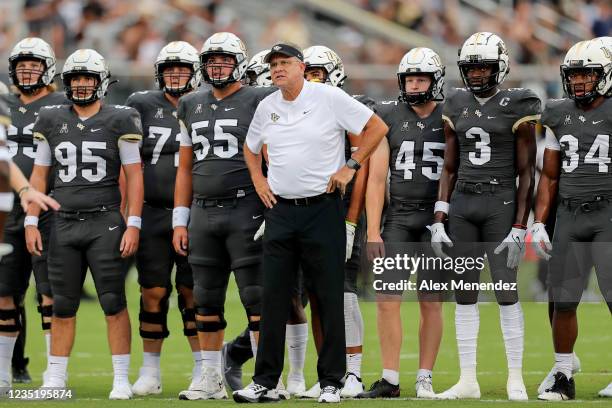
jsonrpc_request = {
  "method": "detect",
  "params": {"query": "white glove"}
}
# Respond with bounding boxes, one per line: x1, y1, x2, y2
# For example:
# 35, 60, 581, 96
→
430, 222, 453, 259
0, 243, 13, 262
494, 227, 527, 269
345, 221, 356, 262
254, 221, 265, 241
530, 222, 552, 260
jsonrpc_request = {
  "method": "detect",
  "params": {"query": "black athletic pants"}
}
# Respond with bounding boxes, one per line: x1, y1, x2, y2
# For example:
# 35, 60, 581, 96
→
253, 192, 346, 389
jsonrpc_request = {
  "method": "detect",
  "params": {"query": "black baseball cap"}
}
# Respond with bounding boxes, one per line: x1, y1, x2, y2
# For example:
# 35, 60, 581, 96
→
264, 43, 304, 63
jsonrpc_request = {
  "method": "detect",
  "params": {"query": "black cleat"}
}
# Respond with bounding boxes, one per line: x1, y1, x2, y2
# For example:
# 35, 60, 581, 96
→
12, 366, 32, 384
356, 378, 400, 398
538, 372, 575, 401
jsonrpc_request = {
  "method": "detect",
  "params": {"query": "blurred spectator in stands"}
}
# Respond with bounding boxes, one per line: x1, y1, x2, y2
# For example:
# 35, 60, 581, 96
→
23, 0, 66, 57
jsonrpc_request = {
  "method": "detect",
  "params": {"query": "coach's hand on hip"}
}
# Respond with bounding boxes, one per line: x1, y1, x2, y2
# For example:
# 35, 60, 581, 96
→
327, 166, 356, 196
253, 173, 277, 209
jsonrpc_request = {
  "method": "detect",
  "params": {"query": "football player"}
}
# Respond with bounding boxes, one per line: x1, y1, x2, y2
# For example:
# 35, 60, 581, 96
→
532, 38, 612, 401
431, 32, 540, 400
293, 44, 371, 399
245, 50, 272, 87
172, 32, 274, 400
222, 49, 304, 397
0, 37, 66, 387
361, 47, 445, 399
125, 41, 201, 396
27, 49, 144, 399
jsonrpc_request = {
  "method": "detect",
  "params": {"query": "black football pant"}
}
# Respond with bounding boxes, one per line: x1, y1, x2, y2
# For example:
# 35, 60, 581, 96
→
253, 193, 346, 390
448, 184, 518, 305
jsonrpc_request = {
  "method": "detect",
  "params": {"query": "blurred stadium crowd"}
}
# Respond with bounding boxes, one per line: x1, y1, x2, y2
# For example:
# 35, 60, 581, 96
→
0, 0, 609, 101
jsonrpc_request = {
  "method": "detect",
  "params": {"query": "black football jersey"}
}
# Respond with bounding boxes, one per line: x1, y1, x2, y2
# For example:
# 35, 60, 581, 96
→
541, 97, 612, 200
126, 90, 181, 208
443, 88, 541, 184
177, 86, 275, 200
344, 94, 377, 201
0, 92, 67, 214
33, 104, 142, 211
378, 100, 445, 202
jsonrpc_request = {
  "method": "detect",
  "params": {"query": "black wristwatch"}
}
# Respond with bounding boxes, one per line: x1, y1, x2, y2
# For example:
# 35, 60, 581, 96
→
346, 158, 361, 171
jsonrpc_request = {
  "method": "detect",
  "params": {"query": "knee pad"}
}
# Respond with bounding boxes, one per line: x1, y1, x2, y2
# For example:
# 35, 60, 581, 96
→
37, 304, 53, 331
343, 292, 363, 347
0, 308, 20, 332
195, 306, 227, 332
178, 292, 196, 337
139, 290, 170, 340
554, 301, 579, 313
99, 292, 127, 316
193, 285, 225, 311
53, 294, 79, 318
239, 284, 262, 316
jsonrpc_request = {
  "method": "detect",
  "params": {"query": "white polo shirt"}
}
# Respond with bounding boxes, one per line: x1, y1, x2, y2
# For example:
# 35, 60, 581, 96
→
246, 79, 373, 199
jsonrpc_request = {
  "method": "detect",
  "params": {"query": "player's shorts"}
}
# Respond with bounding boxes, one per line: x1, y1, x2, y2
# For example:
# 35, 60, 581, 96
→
136, 203, 192, 289
379, 200, 444, 297
48, 209, 127, 305
188, 194, 264, 269
549, 197, 612, 307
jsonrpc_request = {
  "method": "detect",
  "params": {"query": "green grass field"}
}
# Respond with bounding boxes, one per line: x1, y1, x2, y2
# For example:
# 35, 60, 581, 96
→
5, 267, 612, 407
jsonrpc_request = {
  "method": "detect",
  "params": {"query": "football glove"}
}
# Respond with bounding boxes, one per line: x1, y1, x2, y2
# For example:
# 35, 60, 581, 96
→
430, 222, 453, 259
530, 222, 552, 260
346, 221, 356, 262
254, 221, 265, 241
494, 227, 527, 269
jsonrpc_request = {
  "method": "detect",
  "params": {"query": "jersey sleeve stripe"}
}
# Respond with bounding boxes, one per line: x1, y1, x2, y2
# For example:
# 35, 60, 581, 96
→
441, 115, 455, 130
33, 131, 47, 142
512, 114, 541, 133
119, 133, 143, 142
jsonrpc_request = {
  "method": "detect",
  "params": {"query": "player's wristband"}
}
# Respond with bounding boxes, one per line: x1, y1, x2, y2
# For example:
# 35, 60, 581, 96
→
0, 192, 13, 212
345, 220, 357, 227
172, 206, 190, 228
127, 216, 142, 229
512, 223, 527, 230
24, 216, 39, 227
434, 201, 449, 215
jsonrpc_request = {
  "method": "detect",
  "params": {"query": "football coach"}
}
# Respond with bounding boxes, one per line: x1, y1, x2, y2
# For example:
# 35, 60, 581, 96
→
234, 43, 388, 403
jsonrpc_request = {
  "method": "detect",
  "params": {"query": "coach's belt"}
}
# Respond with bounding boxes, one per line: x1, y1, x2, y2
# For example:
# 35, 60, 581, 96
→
390, 199, 433, 211
456, 181, 513, 194
276, 192, 339, 206
561, 195, 610, 213
57, 206, 111, 220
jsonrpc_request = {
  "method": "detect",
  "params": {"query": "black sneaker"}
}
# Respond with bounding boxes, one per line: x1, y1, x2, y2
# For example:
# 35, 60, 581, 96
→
537, 372, 575, 401
356, 378, 400, 398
